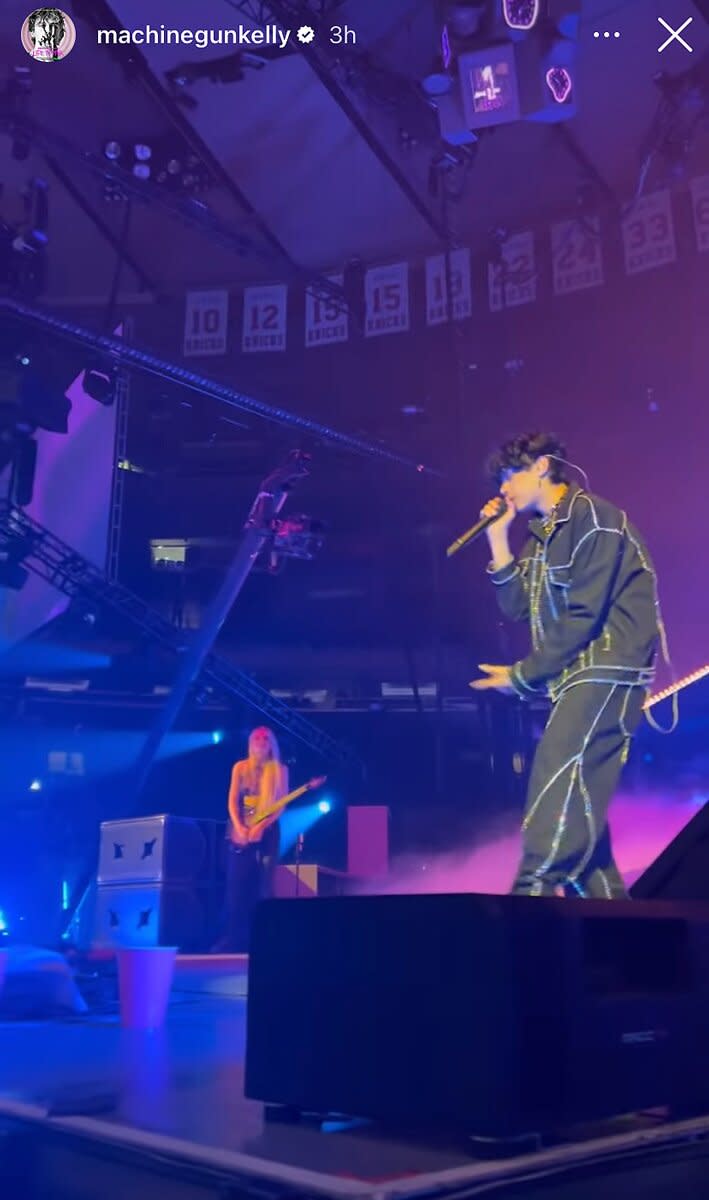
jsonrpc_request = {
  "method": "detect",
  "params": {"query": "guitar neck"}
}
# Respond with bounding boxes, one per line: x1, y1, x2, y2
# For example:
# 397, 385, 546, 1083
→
253, 782, 310, 824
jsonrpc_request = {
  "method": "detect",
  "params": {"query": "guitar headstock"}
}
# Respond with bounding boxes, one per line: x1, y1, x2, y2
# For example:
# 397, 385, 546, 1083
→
309, 775, 327, 790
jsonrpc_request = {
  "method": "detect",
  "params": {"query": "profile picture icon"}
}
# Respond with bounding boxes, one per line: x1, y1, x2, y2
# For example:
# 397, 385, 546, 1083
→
21, 8, 76, 62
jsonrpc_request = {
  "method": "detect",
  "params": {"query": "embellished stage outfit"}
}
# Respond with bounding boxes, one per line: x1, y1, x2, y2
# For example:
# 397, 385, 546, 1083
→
488, 484, 660, 898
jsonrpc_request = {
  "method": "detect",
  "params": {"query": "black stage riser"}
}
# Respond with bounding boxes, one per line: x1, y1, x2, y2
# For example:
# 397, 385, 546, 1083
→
632, 801, 709, 900
246, 893, 709, 1138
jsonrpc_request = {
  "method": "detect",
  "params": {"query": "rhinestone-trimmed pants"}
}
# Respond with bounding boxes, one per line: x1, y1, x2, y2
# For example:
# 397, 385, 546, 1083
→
511, 682, 646, 898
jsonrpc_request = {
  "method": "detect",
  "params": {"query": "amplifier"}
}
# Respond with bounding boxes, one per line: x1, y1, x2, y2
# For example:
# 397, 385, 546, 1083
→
97, 815, 216, 885
246, 894, 709, 1138
93, 883, 215, 951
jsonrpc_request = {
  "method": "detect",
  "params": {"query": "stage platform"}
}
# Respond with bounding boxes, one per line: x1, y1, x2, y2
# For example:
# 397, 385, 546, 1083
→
1, 955, 709, 1200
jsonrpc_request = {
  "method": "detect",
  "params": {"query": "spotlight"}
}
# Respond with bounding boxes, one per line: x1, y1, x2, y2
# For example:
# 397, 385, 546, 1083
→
102, 180, 126, 203
82, 362, 116, 406
211, 730, 224, 745
318, 799, 332, 815
103, 140, 122, 161
132, 163, 151, 180
422, 72, 453, 97
29, 779, 42, 792
134, 143, 152, 161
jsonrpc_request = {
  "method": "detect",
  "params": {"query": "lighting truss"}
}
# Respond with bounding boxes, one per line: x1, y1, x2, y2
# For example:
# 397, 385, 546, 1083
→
0, 109, 349, 315
1, 298, 439, 475
0, 501, 362, 768
225, 0, 347, 22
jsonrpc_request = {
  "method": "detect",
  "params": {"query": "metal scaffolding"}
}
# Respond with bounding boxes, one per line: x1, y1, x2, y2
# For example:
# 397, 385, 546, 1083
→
0, 501, 361, 770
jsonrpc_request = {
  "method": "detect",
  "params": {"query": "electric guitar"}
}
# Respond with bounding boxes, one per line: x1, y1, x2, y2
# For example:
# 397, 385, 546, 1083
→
230, 775, 327, 846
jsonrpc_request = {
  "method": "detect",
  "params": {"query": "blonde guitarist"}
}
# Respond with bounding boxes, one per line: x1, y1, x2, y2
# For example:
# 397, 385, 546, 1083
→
213, 726, 325, 952
228, 726, 289, 850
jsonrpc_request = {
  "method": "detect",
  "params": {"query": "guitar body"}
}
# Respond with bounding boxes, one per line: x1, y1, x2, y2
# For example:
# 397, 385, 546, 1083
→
242, 796, 269, 846
228, 796, 262, 848
228, 776, 327, 848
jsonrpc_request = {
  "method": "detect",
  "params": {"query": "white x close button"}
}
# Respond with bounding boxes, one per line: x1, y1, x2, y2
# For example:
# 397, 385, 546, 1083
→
657, 15, 693, 53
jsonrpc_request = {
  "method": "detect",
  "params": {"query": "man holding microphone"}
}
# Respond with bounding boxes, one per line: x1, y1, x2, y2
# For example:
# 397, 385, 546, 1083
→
469, 432, 660, 899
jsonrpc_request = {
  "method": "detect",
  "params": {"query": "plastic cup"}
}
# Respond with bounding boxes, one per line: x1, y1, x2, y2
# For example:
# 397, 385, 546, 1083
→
117, 946, 177, 1030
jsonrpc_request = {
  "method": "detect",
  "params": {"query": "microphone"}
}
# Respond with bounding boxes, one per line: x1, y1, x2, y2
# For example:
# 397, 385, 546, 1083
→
446, 499, 507, 558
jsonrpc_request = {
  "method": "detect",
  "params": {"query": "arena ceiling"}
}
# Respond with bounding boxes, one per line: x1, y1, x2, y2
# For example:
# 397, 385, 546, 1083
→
1, 0, 708, 302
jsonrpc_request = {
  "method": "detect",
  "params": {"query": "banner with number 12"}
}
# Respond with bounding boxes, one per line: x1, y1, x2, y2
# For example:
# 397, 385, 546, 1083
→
242, 284, 287, 352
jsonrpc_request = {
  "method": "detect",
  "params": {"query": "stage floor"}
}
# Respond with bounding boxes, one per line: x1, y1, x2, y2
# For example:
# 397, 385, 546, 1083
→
1, 958, 709, 1200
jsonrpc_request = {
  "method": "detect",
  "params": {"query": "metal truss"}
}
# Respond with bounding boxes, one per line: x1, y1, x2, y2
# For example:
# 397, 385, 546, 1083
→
1, 298, 439, 474
0, 109, 349, 314
0, 502, 362, 769
226, 0, 457, 242
226, 0, 346, 21
106, 319, 131, 584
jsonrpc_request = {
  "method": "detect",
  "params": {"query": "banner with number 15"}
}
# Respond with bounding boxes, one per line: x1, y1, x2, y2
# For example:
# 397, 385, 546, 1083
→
364, 262, 410, 337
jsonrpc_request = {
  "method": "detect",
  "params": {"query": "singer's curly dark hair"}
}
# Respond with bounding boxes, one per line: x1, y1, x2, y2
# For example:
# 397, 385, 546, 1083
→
487, 432, 569, 486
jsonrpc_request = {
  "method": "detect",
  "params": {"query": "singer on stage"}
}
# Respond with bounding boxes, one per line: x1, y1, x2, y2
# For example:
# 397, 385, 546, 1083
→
470, 433, 661, 898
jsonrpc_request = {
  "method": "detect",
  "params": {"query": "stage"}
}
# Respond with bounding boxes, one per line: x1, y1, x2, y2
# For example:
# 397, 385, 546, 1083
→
1, 956, 709, 1200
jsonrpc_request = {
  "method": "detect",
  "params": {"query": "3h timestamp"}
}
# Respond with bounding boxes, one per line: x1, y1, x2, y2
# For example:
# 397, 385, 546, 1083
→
330, 25, 356, 45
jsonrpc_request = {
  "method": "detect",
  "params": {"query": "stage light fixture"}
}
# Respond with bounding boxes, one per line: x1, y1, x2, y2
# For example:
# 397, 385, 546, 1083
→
103, 139, 122, 161
318, 799, 332, 815
134, 143, 152, 161
82, 362, 116, 406
102, 180, 125, 203
132, 163, 151, 181
422, 71, 453, 96
211, 730, 224, 745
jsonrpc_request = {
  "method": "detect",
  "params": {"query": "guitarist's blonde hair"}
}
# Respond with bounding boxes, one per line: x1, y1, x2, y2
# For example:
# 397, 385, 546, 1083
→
248, 725, 281, 762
